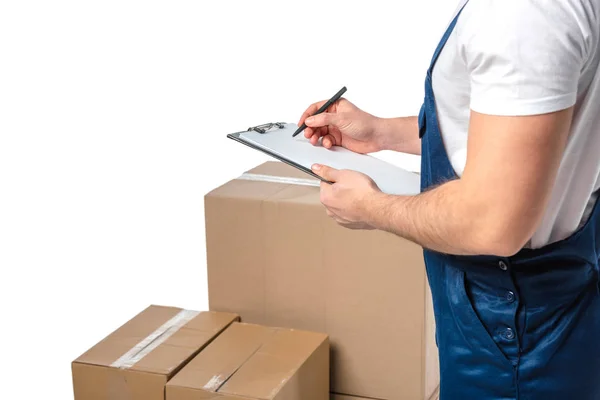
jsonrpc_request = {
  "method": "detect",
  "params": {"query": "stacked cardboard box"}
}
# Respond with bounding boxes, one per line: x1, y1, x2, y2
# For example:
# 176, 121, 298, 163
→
72, 306, 238, 400
331, 389, 439, 400
167, 322, 329, 399
72, 306, 329, 400
205, 162, 438, 400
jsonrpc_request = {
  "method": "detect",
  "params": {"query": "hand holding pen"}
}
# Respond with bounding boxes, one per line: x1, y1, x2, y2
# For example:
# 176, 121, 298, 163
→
296, 87, 386, 154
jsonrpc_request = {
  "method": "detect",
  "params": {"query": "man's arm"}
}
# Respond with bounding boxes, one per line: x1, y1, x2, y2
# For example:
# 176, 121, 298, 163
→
366, 109, 574, 255
314, 0, 587, 256
374, 116, 421, 155
315, 108, 574, 256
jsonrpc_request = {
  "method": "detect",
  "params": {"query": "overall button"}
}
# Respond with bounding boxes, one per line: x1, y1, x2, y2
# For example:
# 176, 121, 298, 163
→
499, 260, 508, 271
506, 291, 516, 303
503, 327, 516, 340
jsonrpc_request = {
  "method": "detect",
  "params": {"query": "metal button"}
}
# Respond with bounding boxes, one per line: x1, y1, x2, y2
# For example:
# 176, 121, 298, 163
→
506, 291, 516, 303
504, 328, 515, 340
499, 260, 508, 271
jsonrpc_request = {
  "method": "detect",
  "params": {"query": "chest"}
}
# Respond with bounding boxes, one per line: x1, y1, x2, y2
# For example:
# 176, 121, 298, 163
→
431, 28, 471, 117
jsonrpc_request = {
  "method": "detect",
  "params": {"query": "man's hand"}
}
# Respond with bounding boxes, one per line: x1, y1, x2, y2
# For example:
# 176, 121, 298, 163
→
298, 99, 384, 153
298, 99, 422, 155
311, 164, 380, 230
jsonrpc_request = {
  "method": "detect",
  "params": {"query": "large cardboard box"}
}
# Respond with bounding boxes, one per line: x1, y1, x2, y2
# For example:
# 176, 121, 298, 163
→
330, 395, 374, 400
206, 161, 439, 400
72, 305, 238, 400
331, 388, 439, 400
166, 322, 329, 400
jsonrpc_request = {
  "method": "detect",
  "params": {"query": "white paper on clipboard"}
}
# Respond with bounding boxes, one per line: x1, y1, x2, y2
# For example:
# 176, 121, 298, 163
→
235, 123, 420, 195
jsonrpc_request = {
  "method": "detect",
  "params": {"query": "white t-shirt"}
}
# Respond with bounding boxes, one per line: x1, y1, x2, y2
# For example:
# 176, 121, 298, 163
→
433, 0, 600, 248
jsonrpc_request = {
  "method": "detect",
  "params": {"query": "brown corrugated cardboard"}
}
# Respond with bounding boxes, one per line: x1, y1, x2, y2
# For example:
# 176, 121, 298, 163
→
72, 305, 239, 400
330, 395, 371, 400
206, 161, 439, 400
331, 388, 440, 400
166, 322, 329, 400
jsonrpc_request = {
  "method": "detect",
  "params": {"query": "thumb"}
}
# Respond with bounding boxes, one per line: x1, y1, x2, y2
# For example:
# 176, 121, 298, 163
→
305, 112, 341, 128
311, 164, 340, 182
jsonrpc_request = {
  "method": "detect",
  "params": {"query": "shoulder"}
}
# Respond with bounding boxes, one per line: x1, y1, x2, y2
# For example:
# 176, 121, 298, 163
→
451, 0, 600, 116
456, 0, 597, 59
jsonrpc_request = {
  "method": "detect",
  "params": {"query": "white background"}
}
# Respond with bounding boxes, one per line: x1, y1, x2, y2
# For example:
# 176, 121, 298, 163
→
0, 1, 456, 398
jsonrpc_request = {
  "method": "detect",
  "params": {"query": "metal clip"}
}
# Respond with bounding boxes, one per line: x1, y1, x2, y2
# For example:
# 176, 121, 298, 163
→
247, 122, 286, 134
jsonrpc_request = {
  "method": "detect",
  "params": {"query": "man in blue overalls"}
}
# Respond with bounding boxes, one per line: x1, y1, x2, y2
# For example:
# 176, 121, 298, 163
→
299, 1, 600, 398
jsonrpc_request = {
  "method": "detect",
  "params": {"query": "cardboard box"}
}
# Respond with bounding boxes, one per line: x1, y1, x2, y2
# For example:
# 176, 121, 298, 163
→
166, 322, 329, 400
330, 395, 372, 400
206, 161, 438, 400
331, 388, 439, 400
72, 305, 238, 400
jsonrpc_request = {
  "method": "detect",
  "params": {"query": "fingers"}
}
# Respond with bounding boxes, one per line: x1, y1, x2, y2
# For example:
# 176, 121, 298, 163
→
297, 100, 328, 127
322, 134, 337, 149
344, 222, 375, 230
305, 112, 340, 129
306, 128, 337, 148
310, 133, 320, 146
309, 128, 332, 146
325, 207, 369, 230
304, 125, 327, 141
311, 164, 340, 182
298, 99, 345, 149
304, 115, 339, 148
325, 207, 350, 223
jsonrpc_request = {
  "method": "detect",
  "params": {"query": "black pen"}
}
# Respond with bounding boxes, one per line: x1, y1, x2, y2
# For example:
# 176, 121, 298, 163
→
292, 86, 347, 137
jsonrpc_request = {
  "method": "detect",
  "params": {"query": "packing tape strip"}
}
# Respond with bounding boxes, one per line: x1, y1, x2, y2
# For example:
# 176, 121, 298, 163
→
237, 173, 320, 187
111, 309, 200, 369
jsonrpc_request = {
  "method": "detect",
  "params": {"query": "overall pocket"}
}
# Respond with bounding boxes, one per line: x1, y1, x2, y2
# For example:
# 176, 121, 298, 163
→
445, 265, 514, 369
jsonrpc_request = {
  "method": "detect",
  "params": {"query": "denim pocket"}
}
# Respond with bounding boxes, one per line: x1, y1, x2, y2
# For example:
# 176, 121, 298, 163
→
445, 265, 513, 369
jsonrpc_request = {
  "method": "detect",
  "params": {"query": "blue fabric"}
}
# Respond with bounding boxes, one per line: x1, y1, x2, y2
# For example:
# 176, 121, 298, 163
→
419, 5, 600, 399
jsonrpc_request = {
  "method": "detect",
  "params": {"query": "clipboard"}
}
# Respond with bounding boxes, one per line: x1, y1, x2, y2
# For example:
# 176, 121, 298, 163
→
227, 123, 327, 183
227, 122, 421, 195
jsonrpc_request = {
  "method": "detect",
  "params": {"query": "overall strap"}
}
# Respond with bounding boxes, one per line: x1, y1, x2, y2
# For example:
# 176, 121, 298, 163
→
419, 1, 470, 140
427, 1, 469, 75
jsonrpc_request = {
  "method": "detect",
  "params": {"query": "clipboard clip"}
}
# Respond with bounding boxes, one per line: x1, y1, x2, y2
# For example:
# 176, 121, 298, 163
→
247, 122, 286, 134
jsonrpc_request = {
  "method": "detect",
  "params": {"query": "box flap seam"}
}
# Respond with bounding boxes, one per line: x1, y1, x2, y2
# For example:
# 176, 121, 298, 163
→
206, 329, 279, 394
111, 310, 200, 370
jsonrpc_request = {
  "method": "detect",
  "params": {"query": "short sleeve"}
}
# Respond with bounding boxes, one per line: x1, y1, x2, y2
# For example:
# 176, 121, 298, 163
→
457, 0, 590, 116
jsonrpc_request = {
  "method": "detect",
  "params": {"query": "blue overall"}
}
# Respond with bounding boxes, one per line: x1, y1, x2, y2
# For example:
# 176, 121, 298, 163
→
418, 6, 600, 400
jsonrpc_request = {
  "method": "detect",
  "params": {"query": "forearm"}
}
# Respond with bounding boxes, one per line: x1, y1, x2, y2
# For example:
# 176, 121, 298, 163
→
374, 116, 421, 155
363, 180, 527, 256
